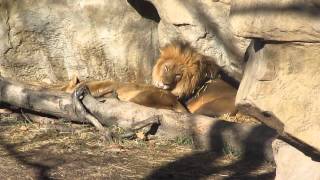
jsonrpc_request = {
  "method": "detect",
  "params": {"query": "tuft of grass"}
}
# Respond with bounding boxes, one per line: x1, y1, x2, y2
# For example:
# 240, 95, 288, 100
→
222, 142, 242, 158
171, 136, 194, 146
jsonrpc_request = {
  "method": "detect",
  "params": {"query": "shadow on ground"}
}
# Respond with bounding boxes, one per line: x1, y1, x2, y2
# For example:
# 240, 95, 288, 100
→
0, 113, 277, 180
145, 120, 277, 180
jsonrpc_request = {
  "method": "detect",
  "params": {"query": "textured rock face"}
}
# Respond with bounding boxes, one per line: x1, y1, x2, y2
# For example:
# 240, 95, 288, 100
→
230, 0, 320, 42
236, 41, 320, 152
232, 1, 320, 176
149, 0, 250, 81
272, 139, 320, 180
0, 0, 248, 83
0, 0, 159, 83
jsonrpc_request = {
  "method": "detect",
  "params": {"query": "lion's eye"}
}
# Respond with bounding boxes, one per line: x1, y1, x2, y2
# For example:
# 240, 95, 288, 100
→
175, 74, 182, 81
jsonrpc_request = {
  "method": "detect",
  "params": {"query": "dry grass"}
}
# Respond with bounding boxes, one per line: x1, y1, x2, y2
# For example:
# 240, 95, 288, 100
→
0, 113, 274, 179
219, 112, 261, 124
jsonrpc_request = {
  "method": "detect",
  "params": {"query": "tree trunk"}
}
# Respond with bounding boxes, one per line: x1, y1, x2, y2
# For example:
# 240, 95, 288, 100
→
0, 77, 277, 153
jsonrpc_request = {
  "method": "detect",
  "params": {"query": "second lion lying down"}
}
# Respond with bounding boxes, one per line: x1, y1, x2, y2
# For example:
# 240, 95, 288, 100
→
59, 76, 188, 113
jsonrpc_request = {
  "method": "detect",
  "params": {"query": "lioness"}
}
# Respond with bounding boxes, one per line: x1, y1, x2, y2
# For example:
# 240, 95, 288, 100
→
59, 76, 188, 113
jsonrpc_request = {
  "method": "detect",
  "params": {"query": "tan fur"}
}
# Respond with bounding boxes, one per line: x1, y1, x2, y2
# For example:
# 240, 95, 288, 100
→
187, 79, 237, 117
59, 75, 80, 93
59, 78, 188, 113
152, 41, 220, 99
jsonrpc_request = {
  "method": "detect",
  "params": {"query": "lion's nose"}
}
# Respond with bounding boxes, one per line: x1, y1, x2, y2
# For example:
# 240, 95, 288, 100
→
162, 84, 170, 90
161, 82, 172, 89
153, 81, 171, 90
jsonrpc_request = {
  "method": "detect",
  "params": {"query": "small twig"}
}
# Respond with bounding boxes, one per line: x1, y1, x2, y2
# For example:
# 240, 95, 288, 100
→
20, 109, 33, 124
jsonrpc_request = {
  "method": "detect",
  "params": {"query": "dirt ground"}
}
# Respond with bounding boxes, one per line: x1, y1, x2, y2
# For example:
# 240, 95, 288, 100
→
0, 113, 275, 180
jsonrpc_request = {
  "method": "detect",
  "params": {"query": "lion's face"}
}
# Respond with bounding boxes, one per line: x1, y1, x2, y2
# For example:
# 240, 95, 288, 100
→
152, 59, 182, 91
152, 52, 203, 99
152, 41, 219, 99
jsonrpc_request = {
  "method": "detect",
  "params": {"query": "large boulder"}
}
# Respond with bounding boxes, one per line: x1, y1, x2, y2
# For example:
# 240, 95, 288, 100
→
236, 40, 320, 152
148, 0, 250, 81
273, 139, 320, 180
0, 0, 159, 83
230, 0, 320, 42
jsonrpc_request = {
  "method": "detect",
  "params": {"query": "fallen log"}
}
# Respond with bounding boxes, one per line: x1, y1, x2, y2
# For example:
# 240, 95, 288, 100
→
0, 76, 278, 159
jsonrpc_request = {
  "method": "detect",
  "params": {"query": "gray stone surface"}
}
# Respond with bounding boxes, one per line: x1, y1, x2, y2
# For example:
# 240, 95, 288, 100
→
236, 40, 320, 152
230, 0, 320, 42
273, 139, 320, 180
149, 0, 250, 81
0, 0, 251, 83
0, 0, 159, 83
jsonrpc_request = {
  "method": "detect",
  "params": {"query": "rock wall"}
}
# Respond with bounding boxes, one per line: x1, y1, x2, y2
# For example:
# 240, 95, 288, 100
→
273, 139, 320, 180
232, 0, 320, 178
236, 41, 320, 152
0, 0, 248, 83
230, 0, 320, 42
0, 0, 159, 83
149, 0, 250, 81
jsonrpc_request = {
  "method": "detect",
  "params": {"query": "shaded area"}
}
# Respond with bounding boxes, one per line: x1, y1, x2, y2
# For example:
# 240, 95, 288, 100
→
230, 2, 320, 18
238, 103, 320, 161
142, 2, 319, 179
146, 121, 277, 180
0, 119, 63, 179
183, 0, 243, 59
0, 115, 194, 179
0, 141, 64, 180
127, 0, 161, 22
178, 0, 246, 84
0, 114, 276, 179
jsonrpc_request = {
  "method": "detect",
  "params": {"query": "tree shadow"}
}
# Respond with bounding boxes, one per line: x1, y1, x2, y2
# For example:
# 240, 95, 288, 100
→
230, 2, 320, 18
181, 0, 320, 58
182, 0, 244, 61
172, 0, 320, 82
145, 120, 278, 180
143, 2, 320, 179
0, 129, 64, 180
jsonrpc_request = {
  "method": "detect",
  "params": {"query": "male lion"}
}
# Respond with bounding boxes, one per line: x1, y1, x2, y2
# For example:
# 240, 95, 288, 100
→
152, 41, 220, 99
152, 41, 238, 116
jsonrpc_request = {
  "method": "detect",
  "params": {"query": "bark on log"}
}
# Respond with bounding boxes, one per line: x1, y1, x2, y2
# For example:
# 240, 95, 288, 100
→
0, 77, 277, 155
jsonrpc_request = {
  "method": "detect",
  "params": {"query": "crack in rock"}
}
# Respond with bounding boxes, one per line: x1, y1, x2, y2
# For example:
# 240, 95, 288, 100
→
4, 9, 13, 55
173, 23, 195, 27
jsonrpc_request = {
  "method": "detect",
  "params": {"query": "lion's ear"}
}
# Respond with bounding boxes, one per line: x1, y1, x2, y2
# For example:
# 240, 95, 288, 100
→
159, 49, 164, 55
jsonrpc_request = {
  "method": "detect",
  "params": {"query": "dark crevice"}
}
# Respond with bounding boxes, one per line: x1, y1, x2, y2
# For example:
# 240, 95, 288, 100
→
253, 38, 265, 52
173, 23, 195, 27
127, 0, 160, 23
220, 71, 240, 89
196, 31, 209, 42
262, 111, 272, 118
